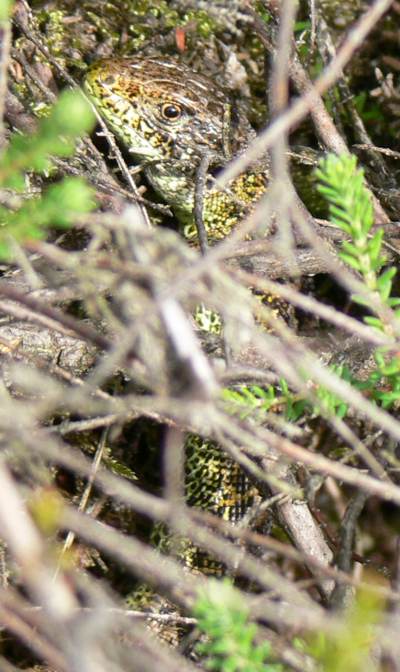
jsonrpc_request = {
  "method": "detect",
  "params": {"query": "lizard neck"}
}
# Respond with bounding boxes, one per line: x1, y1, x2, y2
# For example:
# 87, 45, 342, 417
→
145, 162, 194, 219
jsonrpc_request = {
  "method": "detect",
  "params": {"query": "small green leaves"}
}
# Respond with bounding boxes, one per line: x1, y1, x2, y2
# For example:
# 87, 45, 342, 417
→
366, 229, 385, 270
193, 580, 282, 672
376, 267, 396, 302
367, 352, 400, 408
316, 153, 395, 317
0, 89, 95, 259
222, 368, 353, 425
316, 154, 372, 235
313, 364, 351, 419
0, 179, 94, 259
316, 153, 400, 409
315, 154, 384, 284
222, 384, 279, 420
315, 154, 371, 227
0, 89, 95, 188
45, 89, 95, 136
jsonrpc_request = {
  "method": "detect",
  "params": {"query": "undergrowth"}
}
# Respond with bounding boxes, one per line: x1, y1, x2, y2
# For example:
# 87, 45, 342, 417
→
193, 581, 283, 672
196, 153, 396, 670
223, 152, 400, 427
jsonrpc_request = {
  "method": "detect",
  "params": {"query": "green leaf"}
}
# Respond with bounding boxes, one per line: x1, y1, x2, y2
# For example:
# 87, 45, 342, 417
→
366, 229, 384, 262
43, 177, 96, 227
337, 402, 348, 418
375, 389, 400, 408
42, 89, 95, 137
377, 357, 400, 376
279, 378, 289, 395
376, 266, 397, 301
363, 316, 384, 329
0, 90, 95, 187
341, 240, 362, 257
193, 580, 282, 671
338, 252, 362, 271
0, 178, 95, 260
0, 0, 14, 20
351, 293, 371, 307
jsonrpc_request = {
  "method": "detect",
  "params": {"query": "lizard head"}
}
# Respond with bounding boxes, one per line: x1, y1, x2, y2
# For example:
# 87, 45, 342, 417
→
84, 56, 232, 167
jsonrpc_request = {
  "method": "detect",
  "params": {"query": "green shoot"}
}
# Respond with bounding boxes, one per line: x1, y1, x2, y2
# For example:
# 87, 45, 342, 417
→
193, 580, 283, 672
316, 153, 400, 408
315, 154, 400, 325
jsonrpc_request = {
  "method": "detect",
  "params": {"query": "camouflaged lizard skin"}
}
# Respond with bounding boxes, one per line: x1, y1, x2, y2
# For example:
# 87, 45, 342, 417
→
84, 56, 267, 243
84, 57, 274, 639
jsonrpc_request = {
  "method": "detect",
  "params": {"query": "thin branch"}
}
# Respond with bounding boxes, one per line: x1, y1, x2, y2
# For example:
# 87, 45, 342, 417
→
329, 492, 368, 610
221, 0, 393, 224
194, 151, 210, 253
12, 8, 152, 228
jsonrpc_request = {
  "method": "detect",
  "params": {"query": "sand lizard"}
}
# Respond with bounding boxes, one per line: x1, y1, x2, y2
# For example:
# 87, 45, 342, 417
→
83, 56, 266, 600
84, 56, 267, 244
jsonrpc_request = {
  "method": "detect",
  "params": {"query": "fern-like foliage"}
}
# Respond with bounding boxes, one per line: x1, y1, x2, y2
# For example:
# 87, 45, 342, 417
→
222, 367, 352, 424
224, 154, 400, 420
315, 154, 400, 326
0, 89, 95, 258
316, 153, 400, 407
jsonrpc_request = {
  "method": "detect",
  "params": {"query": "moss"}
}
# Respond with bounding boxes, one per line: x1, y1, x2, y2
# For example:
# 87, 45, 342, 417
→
36, 8, 68, 63
318, 0, 364, 29
29, 100, 51, 117
181, 9, 218, 39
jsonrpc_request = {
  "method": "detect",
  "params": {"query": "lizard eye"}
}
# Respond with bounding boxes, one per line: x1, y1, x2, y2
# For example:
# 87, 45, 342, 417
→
161, 103, 182, 121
